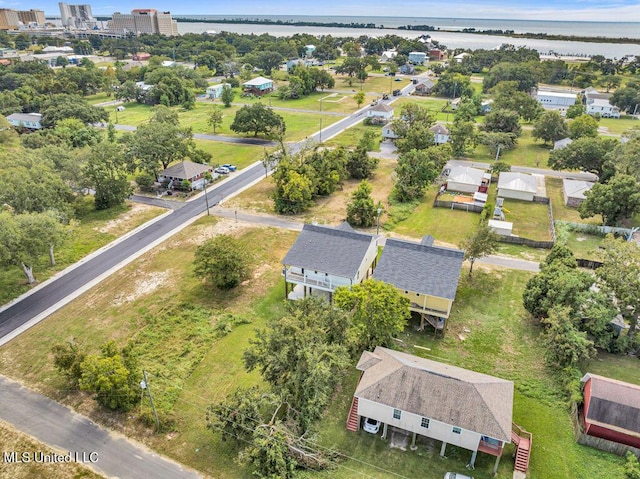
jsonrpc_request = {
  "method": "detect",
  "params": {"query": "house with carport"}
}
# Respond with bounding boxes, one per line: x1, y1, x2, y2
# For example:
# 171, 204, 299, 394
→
282, 222, 378, 301
581, 373, 640, 450
372, 235, 463, 332
446, 166, 487, 194
346, 347, 515, 474
157, 161, 215, 190
497, 172, 537, 201
563, 179, 594, 207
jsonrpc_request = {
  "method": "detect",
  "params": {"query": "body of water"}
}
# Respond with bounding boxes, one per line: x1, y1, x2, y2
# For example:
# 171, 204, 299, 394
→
176, 15, 640, 58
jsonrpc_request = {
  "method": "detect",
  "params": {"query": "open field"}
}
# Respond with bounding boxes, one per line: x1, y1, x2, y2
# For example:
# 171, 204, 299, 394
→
228, 90, 362, 114
0, 201, 164, 306
599, 115, 640, 135
192, 140, 264, 170
0, 420, 104, 479
85, 92, 114, 105
503, 199, 552, 241
324, 123, 383, 150
468, 129, 552, 168
333, 74, 412, 95
546, 177, 599, 224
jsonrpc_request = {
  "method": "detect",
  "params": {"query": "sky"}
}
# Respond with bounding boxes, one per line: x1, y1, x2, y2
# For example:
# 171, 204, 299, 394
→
8, 0, 640, 22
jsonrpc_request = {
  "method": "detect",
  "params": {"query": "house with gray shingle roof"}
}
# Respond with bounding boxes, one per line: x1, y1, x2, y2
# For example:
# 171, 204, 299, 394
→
373, 235, 463, 330
349, 347, 513, 471
581, 373, 640, 449
430, 123, 450, 145
157, 161, 214, 190
497, 172, 537, 201
282, 222, 378, 300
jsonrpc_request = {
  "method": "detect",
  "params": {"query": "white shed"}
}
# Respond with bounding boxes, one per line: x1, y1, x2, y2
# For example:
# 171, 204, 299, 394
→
446, 166, 485, 194
488, 219, 513, 236
563, 179, 594, 208
497, 172, 537, 201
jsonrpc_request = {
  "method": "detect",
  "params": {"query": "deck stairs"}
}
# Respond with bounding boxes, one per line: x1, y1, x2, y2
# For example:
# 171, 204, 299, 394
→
511, 423, 532, 475
346, 397, 359, 432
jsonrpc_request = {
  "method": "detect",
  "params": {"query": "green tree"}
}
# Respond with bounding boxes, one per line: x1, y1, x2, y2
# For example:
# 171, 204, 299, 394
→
346, 180, 377, 227
335, 279, 410, 352
207, 108, 224, 134
481, 109, 522, 136
54, 118, 101, 148
548, 136, 617, 181
193, 235, 250, 289
347, 146, 378, 179
479, 131, 517, 157
449, 119, 477, 156
596, 235, 640, 337
532, 110, 569, 145
491, 81, 543, 122
78, 341, 140, 411
307, 147, 348, 196
459, 225, 499, 276
393, 148, 440, 202
55, 56, 69, 68
542, 306, 596, 369
243, 298, 351, 430
353, 91, 365, 108
566, 103, 586, 119
569, 114, 599, 139
51, 339, 87, 387
432, 71, 473, 98
82, 142, 133, 210
40, 94, 108, 128
125, 120, 194, 174
221, 84, 235, 107
579, 174, 640, 225
231, 103, 286, 138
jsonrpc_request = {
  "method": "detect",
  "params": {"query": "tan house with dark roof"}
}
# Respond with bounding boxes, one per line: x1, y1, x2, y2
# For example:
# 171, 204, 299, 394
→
347, 347, 514, 474
157, 161, 214, 190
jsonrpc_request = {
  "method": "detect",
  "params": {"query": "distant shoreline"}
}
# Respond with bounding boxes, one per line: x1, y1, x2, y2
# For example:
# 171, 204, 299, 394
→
169, 17, 640, 45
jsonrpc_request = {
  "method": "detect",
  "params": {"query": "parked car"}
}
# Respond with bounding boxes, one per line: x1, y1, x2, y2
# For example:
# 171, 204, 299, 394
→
221, 163, 237, 171
393, 89, 401, 96
444, 473, 474, 479
382, 93, 389, 100
215, 166, 230, 174
363, 417, 381, 434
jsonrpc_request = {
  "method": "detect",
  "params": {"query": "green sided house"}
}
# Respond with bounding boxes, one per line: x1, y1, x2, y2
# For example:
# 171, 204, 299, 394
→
373, 235, 464, 332
347, 347, 516, 474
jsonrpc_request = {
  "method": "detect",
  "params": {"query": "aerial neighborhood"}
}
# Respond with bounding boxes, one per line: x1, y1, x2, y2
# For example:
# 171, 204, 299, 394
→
2, 4, 640, 479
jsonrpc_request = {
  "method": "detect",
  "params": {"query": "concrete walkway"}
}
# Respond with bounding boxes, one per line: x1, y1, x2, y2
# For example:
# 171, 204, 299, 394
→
0, 376, 201, 479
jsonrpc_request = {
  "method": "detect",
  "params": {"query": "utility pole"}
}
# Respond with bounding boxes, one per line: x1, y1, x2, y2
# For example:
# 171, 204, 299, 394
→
319, 98, 323, 143
203, 173, 211, 216
141, 370, 160, 431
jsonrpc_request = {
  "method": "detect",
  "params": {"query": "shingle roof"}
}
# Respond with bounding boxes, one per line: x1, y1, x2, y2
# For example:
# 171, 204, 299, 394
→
356, 347, 514, 441
282, 223, 375, 279
430, 124, 449, 135
373, 237, 463, 299
553, 137, 573, 150
582, 373, 640, 437
563, 179, 594, 200
498, 172, 537, 193
448, 166, 485, 186
160, 161, 210, 180
370, 103, 394, 113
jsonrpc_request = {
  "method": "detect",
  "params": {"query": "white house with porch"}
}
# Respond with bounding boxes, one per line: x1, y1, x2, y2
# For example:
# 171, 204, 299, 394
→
346, 347, 514, 475
282, 222, 378, 301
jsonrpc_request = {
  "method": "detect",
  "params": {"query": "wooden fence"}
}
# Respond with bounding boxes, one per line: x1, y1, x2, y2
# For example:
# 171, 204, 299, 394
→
497, 235, 554, 249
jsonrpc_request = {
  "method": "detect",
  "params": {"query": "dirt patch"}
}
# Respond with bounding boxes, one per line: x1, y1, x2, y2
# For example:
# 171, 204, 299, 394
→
112, 270, 173, 306
96, 203, 159, 234
180, 218, 264, 247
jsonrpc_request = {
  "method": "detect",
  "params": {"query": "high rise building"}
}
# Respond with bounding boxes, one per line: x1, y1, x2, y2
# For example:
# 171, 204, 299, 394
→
0, 9, 19, 30
107, 9, 178, 36
59, 3, 96, 29
17, 9, 46, 26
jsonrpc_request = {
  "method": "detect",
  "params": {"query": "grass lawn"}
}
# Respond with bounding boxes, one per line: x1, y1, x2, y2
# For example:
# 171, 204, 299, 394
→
324, 123, 383, 150
85, 92, 114, 105
503, 199, 552, 241
599, 115, 640, 135
0, 200, 164, 306
109, 102, 153, 125
230, 90, 361, 115
546, 177, 600, 225
467, 130, 552, 168
193, 140, 264, 170
333, 75, 412, 95
0, 420, 105, 479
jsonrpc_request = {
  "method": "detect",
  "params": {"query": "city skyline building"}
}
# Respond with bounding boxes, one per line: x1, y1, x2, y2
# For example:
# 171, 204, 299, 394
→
107, 9, 178, 36
59, 2, 97, 29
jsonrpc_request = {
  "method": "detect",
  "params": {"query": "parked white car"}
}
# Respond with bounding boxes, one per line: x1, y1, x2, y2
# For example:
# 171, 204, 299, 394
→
363, 417, 381, 434
444, 473, 474, 479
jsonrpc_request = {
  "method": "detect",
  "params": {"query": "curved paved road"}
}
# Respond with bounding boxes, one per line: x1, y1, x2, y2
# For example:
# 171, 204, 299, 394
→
0, 376, 200, 479
0, 161, 267, 345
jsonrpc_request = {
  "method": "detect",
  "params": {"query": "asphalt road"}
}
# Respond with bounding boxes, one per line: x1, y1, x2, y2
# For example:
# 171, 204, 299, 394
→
0, 161, 267, 344
0, 376, 201, 479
